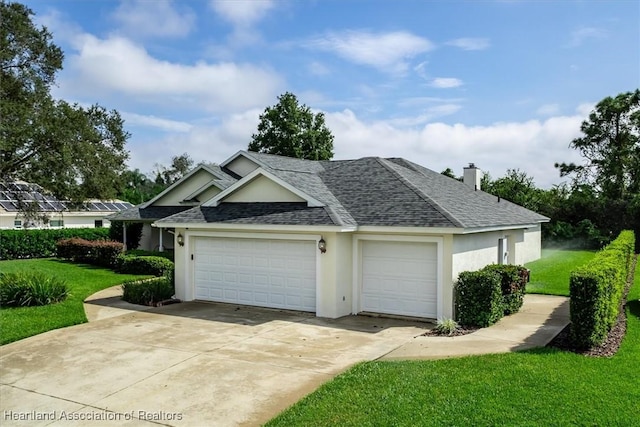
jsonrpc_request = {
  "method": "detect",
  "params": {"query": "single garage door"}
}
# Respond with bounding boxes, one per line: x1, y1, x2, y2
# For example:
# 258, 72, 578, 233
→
193, 237, 316, 312
361, 240, 437, 318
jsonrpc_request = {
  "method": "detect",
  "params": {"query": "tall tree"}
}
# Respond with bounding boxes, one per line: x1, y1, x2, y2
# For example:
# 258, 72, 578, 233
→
483, 169, 543, 212
556, 90, 640, 199
248, 92, 334, 160
555, 90, 640, 246
0, 1, 129, 204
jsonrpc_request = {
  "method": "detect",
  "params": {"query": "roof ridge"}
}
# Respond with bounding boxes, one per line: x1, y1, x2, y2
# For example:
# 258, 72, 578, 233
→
323, 206, 345, 226
375, 158, 464, 228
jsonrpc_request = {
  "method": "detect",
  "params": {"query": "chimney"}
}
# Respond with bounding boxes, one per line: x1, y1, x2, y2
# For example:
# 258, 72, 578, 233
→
463, 163, 481, 191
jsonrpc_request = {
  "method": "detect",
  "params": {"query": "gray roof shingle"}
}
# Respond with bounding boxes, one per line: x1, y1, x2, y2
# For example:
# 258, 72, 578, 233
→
107, 206, 191, 221
156, 151, 549, 229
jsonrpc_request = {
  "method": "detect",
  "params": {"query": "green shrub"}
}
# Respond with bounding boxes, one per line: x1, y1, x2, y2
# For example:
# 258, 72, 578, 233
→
482, 264, 529, 315
126, 249, 174, 262
0, 228, 110, 260
109, 221, 143, 250
0, 272, 68, 307
455, 270, 503, 327
122, 277, 175, 306
56, 238, 123, 268
569, 230, 635, 349
116, 255, 174, 277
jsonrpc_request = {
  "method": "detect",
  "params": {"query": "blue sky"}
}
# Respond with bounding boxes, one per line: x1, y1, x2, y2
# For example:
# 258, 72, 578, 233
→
26, 0, 639, 188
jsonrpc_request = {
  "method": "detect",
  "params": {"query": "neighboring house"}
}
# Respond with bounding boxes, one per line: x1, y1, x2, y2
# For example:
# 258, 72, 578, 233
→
151, 151, 549, 320
106, 164, 237, 251
0, 182, 133, 229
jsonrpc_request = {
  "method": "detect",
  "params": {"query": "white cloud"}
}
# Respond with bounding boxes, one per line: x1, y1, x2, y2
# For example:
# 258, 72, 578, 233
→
566, 27, 607, 47
112, 0, 196, 38
536, 103, 560, 116
322, 109, 586, 188
61, 34, 283, 113
430, 77, 463, 88
446, 38, 490, 50
122, 112, 193, 132
210, 0, 275, 27
305, 30, 434, 73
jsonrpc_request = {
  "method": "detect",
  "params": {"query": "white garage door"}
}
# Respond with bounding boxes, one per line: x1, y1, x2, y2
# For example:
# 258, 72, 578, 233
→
193, 237, 316, 312
361, 240, 437, 318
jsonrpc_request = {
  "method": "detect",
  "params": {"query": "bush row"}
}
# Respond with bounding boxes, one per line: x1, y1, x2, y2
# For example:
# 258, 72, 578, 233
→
115, 255, 174, 277
455, 264, 529, 327
56, 238, 124, 268
121, 277, 175, 306
569, 230, 635, 349
0, 228, 110, 260
0, 272, 68, 307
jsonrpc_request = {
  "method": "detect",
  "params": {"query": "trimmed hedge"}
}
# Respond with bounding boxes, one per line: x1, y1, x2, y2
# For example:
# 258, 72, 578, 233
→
125, 249, 174, 262
0, 228, 110, 260
56, 238, 123, 268
483, 264, 529, 315
122, 277, 175, 306
455, 270, 503, 327
570, 230, 635, 349
116, 255, 174, 277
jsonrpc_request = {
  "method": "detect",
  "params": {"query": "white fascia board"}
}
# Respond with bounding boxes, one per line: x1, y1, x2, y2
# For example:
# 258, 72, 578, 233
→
152, 221, 355, 233
202, 168, 325, 207
461, 224, 539, 234
182, 180, 222, 201
357, 226, 465, 235
140, 165, 214, 208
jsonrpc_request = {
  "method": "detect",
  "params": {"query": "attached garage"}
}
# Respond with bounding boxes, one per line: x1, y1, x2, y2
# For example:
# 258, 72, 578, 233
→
360, 240, 438, 318
193, 236, 316, 312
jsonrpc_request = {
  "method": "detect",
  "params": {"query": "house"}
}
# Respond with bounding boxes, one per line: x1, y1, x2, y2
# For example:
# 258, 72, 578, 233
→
152, 151, 549, 320
107, 164, 237, 250
0, 182, 133, 229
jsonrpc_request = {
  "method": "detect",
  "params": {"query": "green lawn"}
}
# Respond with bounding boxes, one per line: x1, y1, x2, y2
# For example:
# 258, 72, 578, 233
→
0, 259, 149, 345
525, 249, 596, 296
268, 256, 639, 426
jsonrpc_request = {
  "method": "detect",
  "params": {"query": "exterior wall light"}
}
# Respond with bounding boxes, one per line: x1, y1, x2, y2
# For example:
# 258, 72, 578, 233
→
177, 233, 185, 247
318, 237, 326, 254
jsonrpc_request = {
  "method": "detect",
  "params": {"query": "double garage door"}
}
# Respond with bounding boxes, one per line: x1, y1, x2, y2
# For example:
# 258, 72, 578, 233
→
193, 237, 316, 312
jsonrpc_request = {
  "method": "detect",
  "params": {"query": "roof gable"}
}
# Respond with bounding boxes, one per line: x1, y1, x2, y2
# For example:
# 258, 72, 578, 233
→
203, 168, 324, 207
142, 164, 236, 208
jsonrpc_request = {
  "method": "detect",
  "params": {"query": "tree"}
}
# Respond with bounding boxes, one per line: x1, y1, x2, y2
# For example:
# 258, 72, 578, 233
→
483, 169, 543, 212
153, 153, 194, 186
248, 92, 334, 160
556, 90, 640, 199
0, 2, 130, 205
118, 168, 164, 204
555, 90, 640, 246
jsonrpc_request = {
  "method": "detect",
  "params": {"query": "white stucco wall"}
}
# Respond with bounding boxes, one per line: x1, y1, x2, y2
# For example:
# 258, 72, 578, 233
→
452, 230, 506, 280
515, 224, 542, 264
224, 175, 305, 203
0, 213, 111, 229
153, 170, 215, 206
225, 156, 259, 177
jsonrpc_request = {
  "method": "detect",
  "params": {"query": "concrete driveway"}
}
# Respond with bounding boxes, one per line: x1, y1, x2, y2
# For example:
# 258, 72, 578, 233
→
0, 300, 427, 427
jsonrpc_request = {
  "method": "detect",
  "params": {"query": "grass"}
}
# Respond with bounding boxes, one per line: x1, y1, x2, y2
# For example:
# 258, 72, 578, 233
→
267, 255, 639, 426
525, 248, 596, 296
0, 259, 149, 345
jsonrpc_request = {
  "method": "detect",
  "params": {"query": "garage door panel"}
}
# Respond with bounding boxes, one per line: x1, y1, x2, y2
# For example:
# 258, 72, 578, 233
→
193, 237, 316, 312
361, 240, 437, 318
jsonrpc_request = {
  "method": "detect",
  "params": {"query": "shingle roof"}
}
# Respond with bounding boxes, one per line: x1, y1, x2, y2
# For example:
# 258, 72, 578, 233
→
169, 203, 335, 225
107, 206, 191, 221
157, 151, 549, 229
